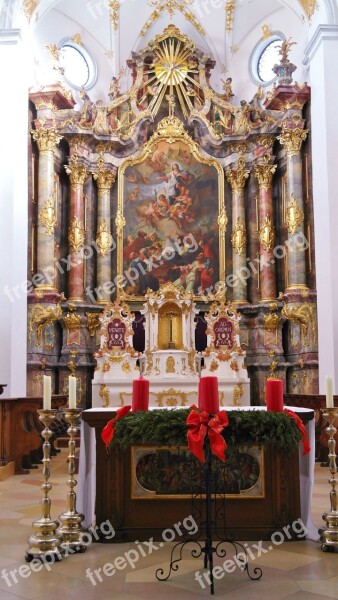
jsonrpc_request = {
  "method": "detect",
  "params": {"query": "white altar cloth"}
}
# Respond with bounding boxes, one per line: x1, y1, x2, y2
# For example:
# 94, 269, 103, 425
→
77, 406, 318, 541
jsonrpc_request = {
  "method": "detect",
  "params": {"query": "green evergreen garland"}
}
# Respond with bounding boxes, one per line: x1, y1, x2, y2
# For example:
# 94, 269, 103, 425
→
111, 409, 302, 453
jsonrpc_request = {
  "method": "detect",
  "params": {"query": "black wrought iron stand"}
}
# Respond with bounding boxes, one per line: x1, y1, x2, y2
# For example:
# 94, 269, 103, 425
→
156, 428, 263, 594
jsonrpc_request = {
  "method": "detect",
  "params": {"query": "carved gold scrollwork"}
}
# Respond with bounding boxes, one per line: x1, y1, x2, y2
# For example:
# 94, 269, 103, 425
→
263, 313, 281, 332
281, 302, 316, 347
285, 193, 304, 235
38, 194, 57, 235
86, 312, 101, 337
115, 212, 126, 234
99, 385, 110, 407
64, 312, 81, 345
231, 216, 247, 255
233, 383, 243, 406
96, 220, 114, 257
29, 302, 62, 346
218, 206, 228, 234
68, 216, 85, 253
258, 215, 275, 252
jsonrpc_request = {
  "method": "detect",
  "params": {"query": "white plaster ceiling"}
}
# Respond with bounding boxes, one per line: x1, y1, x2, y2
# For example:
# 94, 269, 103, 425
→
26, 0, 317, 103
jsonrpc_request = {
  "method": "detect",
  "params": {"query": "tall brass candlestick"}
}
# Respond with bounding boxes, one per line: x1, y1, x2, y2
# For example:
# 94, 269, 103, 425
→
57, 409, 86, 552
319, 407, 338, 551
26, 410, 64, 562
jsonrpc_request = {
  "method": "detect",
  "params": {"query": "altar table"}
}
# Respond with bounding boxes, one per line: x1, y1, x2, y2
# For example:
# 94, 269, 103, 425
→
77, 406, 317, 541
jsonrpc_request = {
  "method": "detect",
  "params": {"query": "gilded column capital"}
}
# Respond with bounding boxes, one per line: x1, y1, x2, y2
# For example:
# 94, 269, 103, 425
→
65, 155, 89, 187
92, 158, 116, 191
277, 127, 308, 157
253, 154, 277, 191
226, 158, 250, 193
32, 127, 62, 154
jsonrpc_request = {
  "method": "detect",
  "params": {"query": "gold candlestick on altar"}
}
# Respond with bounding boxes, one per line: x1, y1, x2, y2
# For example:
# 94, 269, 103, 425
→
319, 407, 338, 552
26, 410, 64, 562
57, 409, 86, 552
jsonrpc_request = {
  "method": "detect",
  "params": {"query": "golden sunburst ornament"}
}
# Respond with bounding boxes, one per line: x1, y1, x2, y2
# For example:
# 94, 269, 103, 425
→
140, 34, 203, 118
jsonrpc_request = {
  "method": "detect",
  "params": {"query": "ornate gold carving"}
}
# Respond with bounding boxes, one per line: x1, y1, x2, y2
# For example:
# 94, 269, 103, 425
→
140, 5, 204, 38
258, 215, 275, 252
115, 212, 126, 234
29, 303, 62, 346
92, 158, 116, 190
277, 128, 308, 157
231, 217, 247, 256
68, 216, 85, 253
103, 361, 111, 372
155, 387, 194, 407
261, 24, 273, 39
254, 135, 274, 149
99, 385, 110, 407
109, 355, 123, 363
32, 128, 62, 153
269, 359, 278, 378
109, 0, 120, 30
65, 155, 88, 187
64, 312, 81, 334
263, 313, 281, 332
285, 193, 304, 235
210, 359, 219, 372
218, 206, 228, 234
96, 220, 114, 257
226, 158, 250, 193
38, 194, 57, 235
281, 302, 316, 346
225, 0, 236, 32
23, 0, 39, 20
86, 312, 101, 337
166, 356, 176, 373
230, 359, 239, 372
300, 0, 318, 20
233, 383, 243, 406
254, 154, 277, 190
122, 360, 131, 373
67, 360, 76, 375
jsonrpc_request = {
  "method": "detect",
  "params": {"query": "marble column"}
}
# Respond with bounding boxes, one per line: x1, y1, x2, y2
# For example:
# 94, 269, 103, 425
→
32, 127, 62, 290
93, 158, 116, 303
65, 154, 89, 301
226, 157, 250, 304
254, 155, 277, 302
278, 127, 308, 290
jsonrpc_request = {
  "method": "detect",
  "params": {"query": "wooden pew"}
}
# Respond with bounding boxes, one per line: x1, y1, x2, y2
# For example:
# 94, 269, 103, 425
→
0, 395, 67, 476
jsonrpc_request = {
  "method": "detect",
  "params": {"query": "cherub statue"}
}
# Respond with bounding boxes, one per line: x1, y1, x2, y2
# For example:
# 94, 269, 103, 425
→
108, 76, 121, 101
221, 77, 234, 102
279, 38, 297, 63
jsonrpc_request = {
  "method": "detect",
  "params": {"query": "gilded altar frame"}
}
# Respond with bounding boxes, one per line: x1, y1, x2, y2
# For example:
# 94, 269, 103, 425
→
116, 116, 226, 302
131, 444, 264, 500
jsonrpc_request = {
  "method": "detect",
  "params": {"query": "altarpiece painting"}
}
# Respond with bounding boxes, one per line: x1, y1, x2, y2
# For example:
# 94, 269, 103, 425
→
117, 120, 225, 300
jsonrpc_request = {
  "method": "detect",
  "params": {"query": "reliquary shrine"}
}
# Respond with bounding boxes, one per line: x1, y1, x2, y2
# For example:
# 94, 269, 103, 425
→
92, 284, 249, 407
27, 25, 318, 407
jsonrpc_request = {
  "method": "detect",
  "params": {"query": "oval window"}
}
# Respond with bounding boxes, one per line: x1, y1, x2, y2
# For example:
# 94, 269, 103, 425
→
59, 41, 96, 90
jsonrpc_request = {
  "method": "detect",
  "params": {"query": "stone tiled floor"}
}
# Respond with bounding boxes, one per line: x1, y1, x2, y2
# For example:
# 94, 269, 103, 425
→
0, 450, 337, 599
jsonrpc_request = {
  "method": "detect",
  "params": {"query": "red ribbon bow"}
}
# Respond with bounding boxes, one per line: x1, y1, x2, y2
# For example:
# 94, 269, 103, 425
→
284, 409, 311, 455
186, 409, 229, 463
101, 405, 131, 449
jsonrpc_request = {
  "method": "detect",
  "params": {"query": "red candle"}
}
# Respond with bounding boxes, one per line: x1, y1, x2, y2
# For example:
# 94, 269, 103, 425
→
266, 378, 284, 412
198, 376, 219, 414
132, 377, 149, 411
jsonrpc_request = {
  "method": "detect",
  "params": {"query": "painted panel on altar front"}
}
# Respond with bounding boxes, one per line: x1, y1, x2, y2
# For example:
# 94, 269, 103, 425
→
131, 445, 264, 499
119, 137, 222, 300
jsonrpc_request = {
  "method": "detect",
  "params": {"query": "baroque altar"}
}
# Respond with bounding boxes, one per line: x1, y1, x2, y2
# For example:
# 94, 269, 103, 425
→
92, 284, 249, 407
